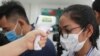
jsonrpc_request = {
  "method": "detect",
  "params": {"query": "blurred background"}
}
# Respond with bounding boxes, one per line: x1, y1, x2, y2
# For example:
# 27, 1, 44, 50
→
0, 0, 95, 56
0, 0, 94, 24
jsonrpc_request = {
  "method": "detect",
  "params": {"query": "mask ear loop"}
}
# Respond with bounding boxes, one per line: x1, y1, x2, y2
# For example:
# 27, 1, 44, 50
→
78, 29, 88, 42
21, 29, 23, 36
77, 28, 84, 36
13, 22, 18, 31
18, 23, 23, 36
75, 29, 84, 42
14, 21, 23, 36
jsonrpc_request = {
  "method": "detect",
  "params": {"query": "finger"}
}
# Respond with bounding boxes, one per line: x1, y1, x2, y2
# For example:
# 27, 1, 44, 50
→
46, 30, 51, 34
39, 41, 46, 48
39, 37, 47, 47
32, 29, 47, 37
40, 36, 47, 40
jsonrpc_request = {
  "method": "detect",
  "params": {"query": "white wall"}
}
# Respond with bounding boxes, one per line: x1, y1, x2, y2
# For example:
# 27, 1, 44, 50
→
18, 0, 94, 24
21, 3, 31, 23
30, 4, 67, 24
20, 3, 67, 24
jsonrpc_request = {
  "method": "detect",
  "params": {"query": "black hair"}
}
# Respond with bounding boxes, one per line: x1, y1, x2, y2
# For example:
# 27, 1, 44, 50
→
0, 31, 10, 46
92, 0, 100, 12
0, 1, 29, 24
62, 4, 99, 49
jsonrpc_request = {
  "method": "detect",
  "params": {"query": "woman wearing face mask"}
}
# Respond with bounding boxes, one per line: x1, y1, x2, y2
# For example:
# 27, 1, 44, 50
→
59, 4, 100, 56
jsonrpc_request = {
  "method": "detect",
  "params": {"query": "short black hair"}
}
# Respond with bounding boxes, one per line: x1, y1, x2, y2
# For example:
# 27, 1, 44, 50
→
62, 4, 99, 49
0, 1, 29, 24
92, 0, 100, 12
0, 31, 10, 46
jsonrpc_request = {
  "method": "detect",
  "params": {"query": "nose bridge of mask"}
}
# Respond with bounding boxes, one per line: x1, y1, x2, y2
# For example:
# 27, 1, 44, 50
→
62, 29, 83, 39
62, 34, 68, 39
61, 33, 78, 45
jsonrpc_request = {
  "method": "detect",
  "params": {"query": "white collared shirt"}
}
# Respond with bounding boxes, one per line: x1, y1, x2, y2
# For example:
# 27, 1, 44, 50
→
67, 48, 100, 56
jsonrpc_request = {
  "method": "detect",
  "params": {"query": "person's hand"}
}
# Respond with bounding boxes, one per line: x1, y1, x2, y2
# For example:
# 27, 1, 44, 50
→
23, 29, 47, 50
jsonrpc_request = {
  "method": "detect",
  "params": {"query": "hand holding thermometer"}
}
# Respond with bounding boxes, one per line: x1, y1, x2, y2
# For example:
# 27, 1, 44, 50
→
34, 26, 50, 50
34, 15, 56, 51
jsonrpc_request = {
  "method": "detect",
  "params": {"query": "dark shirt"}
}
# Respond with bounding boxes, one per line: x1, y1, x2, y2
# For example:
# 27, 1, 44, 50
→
21, 39, 56, 56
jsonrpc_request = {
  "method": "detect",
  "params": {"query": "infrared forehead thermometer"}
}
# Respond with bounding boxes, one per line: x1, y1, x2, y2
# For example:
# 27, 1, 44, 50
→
34, 15, 56, 50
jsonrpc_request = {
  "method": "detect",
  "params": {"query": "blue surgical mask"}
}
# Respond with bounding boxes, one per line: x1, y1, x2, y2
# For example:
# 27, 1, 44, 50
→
5, 30, 17, 41
5, 23, 23, 41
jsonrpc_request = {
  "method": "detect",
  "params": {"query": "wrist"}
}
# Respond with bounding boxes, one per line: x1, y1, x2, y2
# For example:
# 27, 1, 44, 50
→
17, 37, 29, 51
22, 36, 34, 50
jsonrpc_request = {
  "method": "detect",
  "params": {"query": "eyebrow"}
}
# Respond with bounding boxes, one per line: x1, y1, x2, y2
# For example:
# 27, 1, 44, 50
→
63, 25, 69, 29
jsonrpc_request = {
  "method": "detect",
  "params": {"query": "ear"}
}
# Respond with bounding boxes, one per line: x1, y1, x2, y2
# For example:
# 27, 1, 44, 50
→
17, 19, 25, 26
83, 24, 93, 39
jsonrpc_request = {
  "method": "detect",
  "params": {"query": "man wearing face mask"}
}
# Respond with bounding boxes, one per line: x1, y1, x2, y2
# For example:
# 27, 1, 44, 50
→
5, 22, 23, 41
0, 1, 56, 56
59, 4, 100, 56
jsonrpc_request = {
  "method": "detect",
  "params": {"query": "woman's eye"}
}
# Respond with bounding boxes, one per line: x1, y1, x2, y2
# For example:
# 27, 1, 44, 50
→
65, 29, 71, 33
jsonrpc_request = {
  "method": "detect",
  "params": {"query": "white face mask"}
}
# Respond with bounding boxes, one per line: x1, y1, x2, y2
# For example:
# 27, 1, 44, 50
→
60, 29, 87, 52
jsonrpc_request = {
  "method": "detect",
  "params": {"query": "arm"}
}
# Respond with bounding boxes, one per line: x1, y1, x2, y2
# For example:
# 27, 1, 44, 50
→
0, 38, 27, 56
0, 29, 47, 56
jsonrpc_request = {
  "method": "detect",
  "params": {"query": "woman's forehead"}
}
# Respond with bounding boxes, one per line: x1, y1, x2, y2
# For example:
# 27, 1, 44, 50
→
59, 15, 71, 26
59, 15, 80, 28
